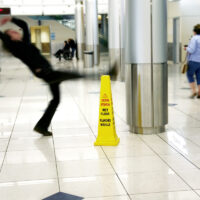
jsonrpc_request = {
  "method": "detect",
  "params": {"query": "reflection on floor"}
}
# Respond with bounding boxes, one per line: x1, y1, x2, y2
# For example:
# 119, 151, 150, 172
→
1, 55, 200, 200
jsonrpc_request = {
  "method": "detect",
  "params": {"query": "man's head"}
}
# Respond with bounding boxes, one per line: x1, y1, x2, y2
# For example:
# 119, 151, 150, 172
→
4, 29, 22, 41
193, 24, 200, 35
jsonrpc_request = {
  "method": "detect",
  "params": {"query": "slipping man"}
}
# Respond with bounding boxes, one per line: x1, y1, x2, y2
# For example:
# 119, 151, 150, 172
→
0, 17, 117, 136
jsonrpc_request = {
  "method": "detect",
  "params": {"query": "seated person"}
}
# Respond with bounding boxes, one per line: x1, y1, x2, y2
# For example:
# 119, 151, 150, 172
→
54, 40, 70, 61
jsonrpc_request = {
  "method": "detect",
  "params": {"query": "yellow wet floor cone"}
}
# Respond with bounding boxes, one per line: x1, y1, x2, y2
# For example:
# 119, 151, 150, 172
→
94, 75, 120, 146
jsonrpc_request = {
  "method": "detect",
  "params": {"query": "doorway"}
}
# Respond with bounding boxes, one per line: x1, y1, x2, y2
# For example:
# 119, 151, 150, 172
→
30, 26, 51, 55
173, 17, 180, 64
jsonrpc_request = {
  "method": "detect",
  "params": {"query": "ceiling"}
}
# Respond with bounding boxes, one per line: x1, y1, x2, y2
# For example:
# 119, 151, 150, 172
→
0, 0, 108, 15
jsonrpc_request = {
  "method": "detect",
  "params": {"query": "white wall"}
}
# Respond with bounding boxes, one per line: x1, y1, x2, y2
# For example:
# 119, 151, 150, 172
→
167, 2, 181, 43
180, 0, 200, 60
168, 0, 200, 61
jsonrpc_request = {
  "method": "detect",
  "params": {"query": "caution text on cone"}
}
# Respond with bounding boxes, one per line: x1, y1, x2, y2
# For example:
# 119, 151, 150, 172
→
94, 75, 120, 146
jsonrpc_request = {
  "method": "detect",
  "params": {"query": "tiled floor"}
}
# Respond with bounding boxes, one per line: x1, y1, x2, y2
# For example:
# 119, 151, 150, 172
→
1, 55, 200, 200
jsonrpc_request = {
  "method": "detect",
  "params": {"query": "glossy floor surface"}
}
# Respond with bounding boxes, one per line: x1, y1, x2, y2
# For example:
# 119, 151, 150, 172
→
1, 55, 200, 200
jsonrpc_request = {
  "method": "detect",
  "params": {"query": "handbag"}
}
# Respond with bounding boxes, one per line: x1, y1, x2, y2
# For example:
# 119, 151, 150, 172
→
182, 63, 188, 74
181, 53, 188, 74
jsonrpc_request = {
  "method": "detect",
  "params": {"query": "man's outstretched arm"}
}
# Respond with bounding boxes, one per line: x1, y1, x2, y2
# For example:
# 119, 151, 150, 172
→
11, 18, 30, 43
0, 17, 30, 43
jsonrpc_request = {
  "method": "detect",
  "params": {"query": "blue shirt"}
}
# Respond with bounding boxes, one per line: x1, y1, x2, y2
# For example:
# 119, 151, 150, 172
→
187, 35, 200, 62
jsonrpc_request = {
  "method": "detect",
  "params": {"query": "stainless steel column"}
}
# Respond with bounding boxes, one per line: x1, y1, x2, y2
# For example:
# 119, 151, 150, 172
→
125, 0, 168, 134
85, 0, 99, 65
102, 14, 108, 39
173, 17, 180, 64
75, 0, 85, 60
109, 0, 125, 81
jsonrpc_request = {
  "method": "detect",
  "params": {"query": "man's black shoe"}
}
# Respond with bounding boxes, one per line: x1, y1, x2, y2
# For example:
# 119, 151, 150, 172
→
107, 65, 118, 80
34, 126, 52, 136
54, 53, 59, 58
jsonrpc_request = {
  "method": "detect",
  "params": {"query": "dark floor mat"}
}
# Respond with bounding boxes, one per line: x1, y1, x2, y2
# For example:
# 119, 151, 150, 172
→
42, 192, 84, 200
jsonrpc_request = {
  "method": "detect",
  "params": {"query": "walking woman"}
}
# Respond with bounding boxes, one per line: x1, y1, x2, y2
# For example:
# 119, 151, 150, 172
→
186, 24, 200, 98
0, 17, 116, 136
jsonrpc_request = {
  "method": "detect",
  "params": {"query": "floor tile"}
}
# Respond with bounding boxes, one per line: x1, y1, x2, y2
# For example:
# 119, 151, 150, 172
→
159, 132, 200, 155
52, 127, 93, 137
84, 196, 130, 200
4, 149, 55, 164
177, 128, 200, 137
110, 156, 170, 174
0, 152, 5, 166
0, 163, 57, 182
195, 190, 200, 196
160, 154, 196, 171
55, 147, 106, 161
131, 191, 200, 200
0, 179, 59, 200
139, 135, 178, 155
103, 143, 156, 158
0, 139, 9, 152
117, 134, 142, 146
52, 119, 89, 129
178, 169, 200, 189
11, 130, 42, 138
13, 124, 37, 132
54, 134, 96, 149
0, 131, 11, 139
119, 170, 190, 194
7, 137, 53, 151
60, 175, 126, 198
187, 135, 200, 146
58, 159, 115, 178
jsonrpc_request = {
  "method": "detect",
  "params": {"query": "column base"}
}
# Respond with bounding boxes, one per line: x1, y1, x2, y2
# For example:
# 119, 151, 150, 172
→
130, 126, 165, 134
126, 63, 168, 130
77, 43, 85, 60
85, 44, 100, 65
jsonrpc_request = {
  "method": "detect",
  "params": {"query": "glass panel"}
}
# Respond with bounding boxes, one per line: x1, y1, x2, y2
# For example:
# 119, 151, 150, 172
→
2, 0, 22, 5
22, 0, 42, 5
42, 0, 63, 5
11, 6, 42, 15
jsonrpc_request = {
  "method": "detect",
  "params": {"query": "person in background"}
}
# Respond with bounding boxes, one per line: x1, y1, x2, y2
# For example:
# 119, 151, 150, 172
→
68, 38, 77, 59
54, 40, 70, 61
0, 17, 117, 136
186, 24, 200, 98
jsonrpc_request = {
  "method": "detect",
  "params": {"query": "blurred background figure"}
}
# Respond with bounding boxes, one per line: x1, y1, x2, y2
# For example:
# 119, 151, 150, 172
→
186, 24, 200, 98
54, 40, 71, 61
68, 38, 78, 59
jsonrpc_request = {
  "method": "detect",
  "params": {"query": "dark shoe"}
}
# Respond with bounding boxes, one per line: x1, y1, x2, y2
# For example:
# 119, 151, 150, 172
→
107, 65, 118, 80
190, 93, 197, 99
197, 95, 200, 99
54, 53, 59, 58
34, 126, 52, 136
